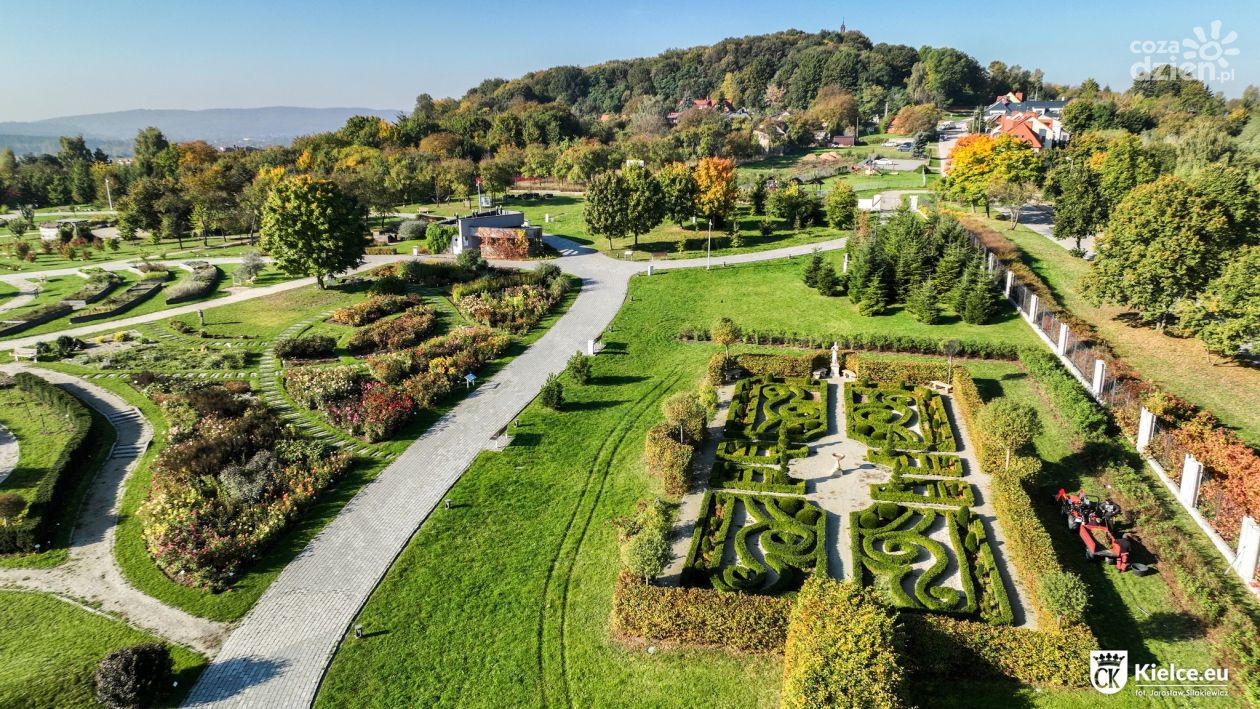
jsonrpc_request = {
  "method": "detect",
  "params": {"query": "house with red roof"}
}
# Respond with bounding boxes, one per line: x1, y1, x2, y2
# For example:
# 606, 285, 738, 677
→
990, 110, 1067, 151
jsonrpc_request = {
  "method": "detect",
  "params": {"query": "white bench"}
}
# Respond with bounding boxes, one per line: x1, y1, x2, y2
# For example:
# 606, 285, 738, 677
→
928, 380, 953, 394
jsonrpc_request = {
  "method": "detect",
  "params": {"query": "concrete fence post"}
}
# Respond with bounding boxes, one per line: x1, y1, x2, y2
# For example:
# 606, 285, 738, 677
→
647, 264, 654, 276
842, 252, 850, 273
1004, 270, 1013, 297
1136, 407, 1157, 452
986, 251, 995, 272
1233, 517, 1260, 584
587, 339, 598, 356
1180, 454, 1203, 508
1056, 323, 1070, 356
1091, 358, 1106, 396
1027, 294, 1039, 322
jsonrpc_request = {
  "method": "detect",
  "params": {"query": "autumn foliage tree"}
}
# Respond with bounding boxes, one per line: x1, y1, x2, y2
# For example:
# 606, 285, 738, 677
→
693, 157, 739, 227
888, 103, 941, 135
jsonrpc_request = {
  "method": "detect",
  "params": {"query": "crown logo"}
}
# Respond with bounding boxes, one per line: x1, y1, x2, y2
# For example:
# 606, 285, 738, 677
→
1095, 653, 1123, 667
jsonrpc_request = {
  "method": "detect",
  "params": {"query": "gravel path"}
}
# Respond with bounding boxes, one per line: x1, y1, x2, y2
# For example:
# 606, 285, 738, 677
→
0, 366, 229, 654
0, 277, 38, 315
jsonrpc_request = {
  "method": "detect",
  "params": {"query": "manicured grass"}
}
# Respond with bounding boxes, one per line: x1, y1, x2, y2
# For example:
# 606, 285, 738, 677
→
0, 406, 114, 570
972, 214, 1260, 445
400, 195, 847, 259
316, 260, 1048, 706
0, 385, 83, 503
164, 281, 368, 341
0, 233, 263, 275
0, 590, 204, 708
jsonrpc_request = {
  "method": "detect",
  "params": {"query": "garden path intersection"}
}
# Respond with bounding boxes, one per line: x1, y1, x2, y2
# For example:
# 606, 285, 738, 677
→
0, 234, 847, 707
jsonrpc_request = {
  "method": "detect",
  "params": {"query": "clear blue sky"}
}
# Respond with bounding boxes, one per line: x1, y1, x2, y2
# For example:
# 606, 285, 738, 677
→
3, 0, 1256, 121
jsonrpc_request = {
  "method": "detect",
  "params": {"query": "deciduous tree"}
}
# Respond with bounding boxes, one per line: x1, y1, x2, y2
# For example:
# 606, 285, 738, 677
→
260, 176, 365, 289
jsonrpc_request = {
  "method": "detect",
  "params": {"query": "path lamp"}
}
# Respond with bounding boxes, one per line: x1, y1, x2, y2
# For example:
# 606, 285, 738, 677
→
354, 624, 364, 640
706, 219, 713, 271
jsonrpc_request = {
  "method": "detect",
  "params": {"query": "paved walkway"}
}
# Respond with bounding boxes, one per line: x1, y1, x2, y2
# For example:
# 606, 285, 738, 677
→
1019, 204, 1095, 254
0, 277, 38, 315
0, 423, 16, 484
184, 234, 846, 707
0, 366, 229, 653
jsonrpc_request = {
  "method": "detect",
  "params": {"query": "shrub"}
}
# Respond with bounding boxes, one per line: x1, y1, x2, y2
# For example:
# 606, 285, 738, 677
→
735, 352, 823, 378
274, 334, 336, 360
1019, 348, 1109, 439
94, 643, 173, 709
455, 247, 487, 272
781, 578, 906, 709
903, 614, 1093, 686
397, 219, 426, 241
0, 492, 26, 520
426, 223, 457, 254
610, 572, 792, 653
283, 366, 364, 409
622, 526, 671, 583
327, 381, 415, 441
661, 390, 707, 444
1040, 571, 1090, 627
644, 423, 693, 496
705, 353, 732, 386
369, 273, 407, 295
455, 279, 569, 334
165, 263, 221, 304
566, 351, 592, 384
540, 373, 564, 410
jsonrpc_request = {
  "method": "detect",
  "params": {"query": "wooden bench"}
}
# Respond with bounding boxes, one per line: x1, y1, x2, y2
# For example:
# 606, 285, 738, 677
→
928, 380, 953, 394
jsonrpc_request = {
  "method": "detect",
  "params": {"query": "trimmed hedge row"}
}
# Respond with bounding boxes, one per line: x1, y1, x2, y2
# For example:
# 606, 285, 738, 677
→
904, 614, 1094, 687
715, 439, 807, 465
866, 450, 963, 477
644, 423, 693, 497
680, 326, 1019, 360
725, 376, 827, 442
851, 504, 976, 615
734, 352, 824, 378
781, 578, 907, 709
0, 373, 94, 553
1018, 348, 1110, 440
869, 468, 975, 507
844, 354, 949, 385
610, 572, 792, 653
951, 368, 1068, 630
845, 382, 956, 452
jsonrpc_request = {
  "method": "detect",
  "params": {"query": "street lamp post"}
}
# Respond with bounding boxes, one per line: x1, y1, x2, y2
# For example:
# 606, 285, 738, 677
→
706, 218, 713, 270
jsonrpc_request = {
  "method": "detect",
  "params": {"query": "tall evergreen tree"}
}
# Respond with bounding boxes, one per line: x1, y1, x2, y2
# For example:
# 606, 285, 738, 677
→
803, 253, 823, 288
906, 278, 941, 324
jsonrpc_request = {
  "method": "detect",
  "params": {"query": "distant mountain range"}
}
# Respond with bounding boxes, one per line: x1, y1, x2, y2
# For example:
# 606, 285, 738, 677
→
0, 106, 402, 156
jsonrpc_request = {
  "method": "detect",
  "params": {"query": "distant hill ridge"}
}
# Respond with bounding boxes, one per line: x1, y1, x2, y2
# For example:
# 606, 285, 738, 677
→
0, 106, 401, 155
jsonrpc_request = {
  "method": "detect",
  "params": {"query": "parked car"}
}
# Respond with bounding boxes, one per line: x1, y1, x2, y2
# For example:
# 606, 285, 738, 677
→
896, 143, 912, 151
881, 139, 900, 147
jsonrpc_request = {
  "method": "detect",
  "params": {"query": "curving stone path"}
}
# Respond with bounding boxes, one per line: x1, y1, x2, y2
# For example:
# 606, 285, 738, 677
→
0, 366, 228, 654
184, 235, 846, 707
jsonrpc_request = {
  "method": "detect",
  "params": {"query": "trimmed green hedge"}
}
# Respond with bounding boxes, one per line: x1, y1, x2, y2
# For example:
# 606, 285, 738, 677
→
844, 382, 956, 452
1019, 348, 1110, 440
0, 373, 94, 553
781, 578, 907, 709
708, 460, 806, 495
734, 352, 824, 379
725, 376, 827, 443
850, 504, 977, 615
867, 450, 963, 477
904, 613, 1094, 686
714, 439, 807, 465
869, 466, 975, 507
680, 326, 1019, 360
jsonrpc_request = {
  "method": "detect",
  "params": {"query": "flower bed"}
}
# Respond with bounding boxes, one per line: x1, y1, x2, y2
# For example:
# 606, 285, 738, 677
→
283, 366, 364, 410
165, 263, 221, 304
139, 381, 352, 588
0, 302, 74, 337
454, 278, 569, 334
682, 491, 827, 595
345, 305, 437, 354
273, 334, 336, 361
365, 327, 510, 408
325, 381, 415, 442
66, 271, 123, 305
328, 294, 421, 327
77, 344, 249, 372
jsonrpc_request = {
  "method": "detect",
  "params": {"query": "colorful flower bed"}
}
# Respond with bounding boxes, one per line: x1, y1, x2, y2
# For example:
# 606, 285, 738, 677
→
454, 270, 569, 334
329, 294, 421, 326
345, 305, 437, 354
139, 380, 351, 589
326, 381, 415, 442
365, 326, 511, 408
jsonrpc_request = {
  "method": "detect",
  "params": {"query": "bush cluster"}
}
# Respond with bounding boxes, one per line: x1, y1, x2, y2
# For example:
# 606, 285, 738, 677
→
329, 294, 421, 326
708, 460, 805, 495
140, 383, 351, 588
453, 269, 569, 334
273, 334, 336, 361
903, 614, 1094, 687
781, 578, 907, 709
844, 354, 950, 385
644, 423, 693, 497
345, 305, 437, 354
612, 498, 672, 582
734, 352, 824, 378
94, 643, 173, 709
165, 263, 221, 304
1019, 349, 1109, 439
365, 326, 511, 409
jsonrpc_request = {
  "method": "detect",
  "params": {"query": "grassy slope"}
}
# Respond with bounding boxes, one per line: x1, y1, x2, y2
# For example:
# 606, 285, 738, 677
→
978, 215, 1259, 445
317, 259, 1042, 707
0, 386, 82, 502
0, 590, 204, 708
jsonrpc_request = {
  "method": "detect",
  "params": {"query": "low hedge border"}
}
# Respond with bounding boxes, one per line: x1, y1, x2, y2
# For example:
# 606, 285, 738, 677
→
867, 450, 964, 477
851, 504, 976, 615
680, 327, 1019, 361
869, 470, 975, 507
714, 438, 807, 466
708, 460, 806, 495
0, 373, 94, 553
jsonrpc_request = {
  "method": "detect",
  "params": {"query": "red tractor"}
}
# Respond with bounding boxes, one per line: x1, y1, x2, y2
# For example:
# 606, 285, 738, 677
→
1080, 523, 1132, 571
1054, 488, 1121, 532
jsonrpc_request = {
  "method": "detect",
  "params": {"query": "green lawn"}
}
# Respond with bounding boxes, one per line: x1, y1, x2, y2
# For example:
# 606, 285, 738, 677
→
0, 232, 263, 275
0, 385, 84, 504
0, 590, 204, 708
315, 258, 1049, 706
969, 214, 1260, 446
400, 195, 848, 259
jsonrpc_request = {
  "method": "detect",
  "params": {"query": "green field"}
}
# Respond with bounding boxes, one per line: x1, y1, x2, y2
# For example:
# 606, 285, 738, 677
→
0, 590, 204, 708
0, 230, 264, 275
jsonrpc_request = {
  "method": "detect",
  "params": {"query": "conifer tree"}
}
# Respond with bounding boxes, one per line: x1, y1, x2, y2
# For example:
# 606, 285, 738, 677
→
803, 253, 823, 288
906, 278, 941, 324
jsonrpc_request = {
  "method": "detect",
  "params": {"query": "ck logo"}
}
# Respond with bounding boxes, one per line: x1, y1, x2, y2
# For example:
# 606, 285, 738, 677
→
1090, 650, 1129, 694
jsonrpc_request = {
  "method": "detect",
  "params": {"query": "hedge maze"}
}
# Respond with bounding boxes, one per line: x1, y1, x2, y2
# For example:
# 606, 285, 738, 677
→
849, 503, 978, 616
869, 465, 976, 507
844, 382, 957, 452
708, 460, 806, 495
683, 491, 827, 595
725, 376, 829, 442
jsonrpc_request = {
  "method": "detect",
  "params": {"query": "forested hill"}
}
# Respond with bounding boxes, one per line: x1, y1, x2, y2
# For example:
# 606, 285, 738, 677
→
447, 28, 1052, 117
